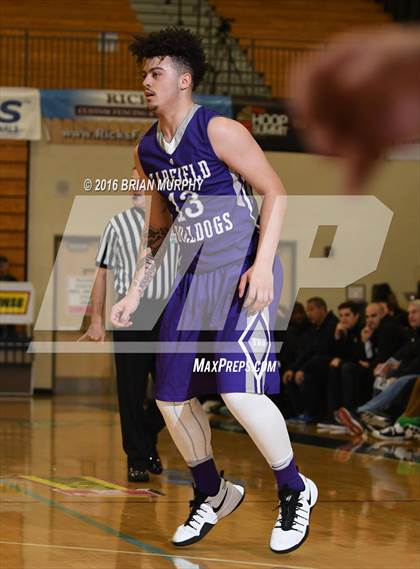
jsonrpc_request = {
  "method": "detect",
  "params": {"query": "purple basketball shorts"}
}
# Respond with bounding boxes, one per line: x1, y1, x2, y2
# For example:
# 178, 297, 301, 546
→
155, 255, 283, 402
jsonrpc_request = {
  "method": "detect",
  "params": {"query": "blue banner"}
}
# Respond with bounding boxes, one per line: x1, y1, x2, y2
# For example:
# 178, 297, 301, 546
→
41, 89, 232, 120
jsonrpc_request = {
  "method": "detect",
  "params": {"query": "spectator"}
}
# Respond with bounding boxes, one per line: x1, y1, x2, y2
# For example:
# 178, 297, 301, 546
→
336, 300, 420, 435
279, 302, 311, 370
326, 301, 364, 420
374, 300, 420, 380
275, 302, 311, 417
387, 293, 409, 327
373, 283, 408, 327
283, 297, 338, 422
363, 302, 406, 369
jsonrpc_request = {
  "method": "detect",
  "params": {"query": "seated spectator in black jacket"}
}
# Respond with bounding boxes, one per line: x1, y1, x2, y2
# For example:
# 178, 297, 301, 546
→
331, 302, 406, 422
371, 299, 420, 389
373, 282, 408, 327
327, 301, 364, 419
386, 293, 409, 327
366, 303, 407, 368
279, 302, 311, 370
283, 297, 338, 422
276, 302, 311, 417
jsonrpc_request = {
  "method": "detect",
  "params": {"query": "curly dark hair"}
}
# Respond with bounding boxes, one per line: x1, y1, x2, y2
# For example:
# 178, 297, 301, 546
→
129, 27, 206, 89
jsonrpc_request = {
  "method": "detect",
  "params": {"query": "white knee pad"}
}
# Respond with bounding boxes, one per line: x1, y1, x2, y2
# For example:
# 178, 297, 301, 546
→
156, 398, 213, 467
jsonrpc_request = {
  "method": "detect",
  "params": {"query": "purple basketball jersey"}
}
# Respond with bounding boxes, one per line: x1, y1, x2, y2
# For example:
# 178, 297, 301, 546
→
138, 105, 259, 272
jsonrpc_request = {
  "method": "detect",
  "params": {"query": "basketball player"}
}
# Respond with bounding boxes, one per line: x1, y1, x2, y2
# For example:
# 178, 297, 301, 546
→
111, 27, 317, 554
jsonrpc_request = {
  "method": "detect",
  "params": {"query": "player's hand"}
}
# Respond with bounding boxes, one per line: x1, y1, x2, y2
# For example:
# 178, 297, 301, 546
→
78, 319, 106, 342
330, 357, 341, 368
358, 360, 370, 369
110, 288, 141, 328
291, 26, 420, 192
282, 369, 294, 384
295, 370, 305, 385
239, 264, 274, 315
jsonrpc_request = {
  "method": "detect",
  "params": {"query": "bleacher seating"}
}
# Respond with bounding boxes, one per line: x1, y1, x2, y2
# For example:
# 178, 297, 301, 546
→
0, 1, 142, 90
210, 0, 391, 96
0, 1, 141, 33
211, 0, 390, 43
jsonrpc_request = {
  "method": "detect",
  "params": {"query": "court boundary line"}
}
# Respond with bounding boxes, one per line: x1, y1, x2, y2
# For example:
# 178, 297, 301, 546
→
0, 540, 317, 569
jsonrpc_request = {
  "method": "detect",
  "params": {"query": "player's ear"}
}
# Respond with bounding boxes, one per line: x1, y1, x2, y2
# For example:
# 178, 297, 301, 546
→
179, 71, 193, 91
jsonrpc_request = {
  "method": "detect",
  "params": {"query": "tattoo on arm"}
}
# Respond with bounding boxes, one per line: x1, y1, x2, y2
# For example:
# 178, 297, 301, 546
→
135, 224, 170, 278
147, 226, 169, 256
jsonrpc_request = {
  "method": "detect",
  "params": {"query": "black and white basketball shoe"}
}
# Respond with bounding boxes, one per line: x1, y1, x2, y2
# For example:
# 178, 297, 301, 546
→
270, 473, 318, 554
172, 473, 245, 547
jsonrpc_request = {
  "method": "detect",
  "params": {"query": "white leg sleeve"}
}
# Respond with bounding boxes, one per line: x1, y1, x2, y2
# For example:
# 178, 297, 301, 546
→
156, 398, 213, 467
221, 392, 293, 470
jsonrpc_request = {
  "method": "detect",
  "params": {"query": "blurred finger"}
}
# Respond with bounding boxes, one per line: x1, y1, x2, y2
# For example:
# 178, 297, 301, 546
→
238, 273, 248, 298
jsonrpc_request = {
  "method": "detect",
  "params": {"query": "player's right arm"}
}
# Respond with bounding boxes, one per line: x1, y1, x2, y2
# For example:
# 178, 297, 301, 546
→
110, 145, 172, 328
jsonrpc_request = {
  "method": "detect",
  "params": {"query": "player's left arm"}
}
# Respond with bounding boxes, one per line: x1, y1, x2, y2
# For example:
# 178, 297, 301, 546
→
208, 117, 287, 313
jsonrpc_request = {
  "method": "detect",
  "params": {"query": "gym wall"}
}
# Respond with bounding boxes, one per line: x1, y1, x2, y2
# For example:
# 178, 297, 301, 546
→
28, 142, 419, 389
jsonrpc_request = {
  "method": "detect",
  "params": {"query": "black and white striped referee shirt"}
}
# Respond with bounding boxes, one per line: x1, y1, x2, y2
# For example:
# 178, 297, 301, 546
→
96, 207, 178, 299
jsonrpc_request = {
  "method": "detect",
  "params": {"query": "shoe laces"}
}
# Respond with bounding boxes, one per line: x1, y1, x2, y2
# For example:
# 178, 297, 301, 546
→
185, 486, 209, 529
185, 472, 225, 529
276, 486, 304, 531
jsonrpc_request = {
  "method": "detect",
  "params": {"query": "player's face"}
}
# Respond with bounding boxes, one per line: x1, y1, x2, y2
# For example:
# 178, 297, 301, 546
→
339, 308, 359, 329
142, 56, 188, 112
408, 304, 420, 328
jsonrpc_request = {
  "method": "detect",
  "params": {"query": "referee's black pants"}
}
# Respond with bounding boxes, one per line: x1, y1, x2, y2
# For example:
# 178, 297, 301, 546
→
112, 302, 165, 469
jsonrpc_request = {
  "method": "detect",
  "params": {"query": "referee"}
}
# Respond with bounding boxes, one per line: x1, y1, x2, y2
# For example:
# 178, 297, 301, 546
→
80, 168, 179, 482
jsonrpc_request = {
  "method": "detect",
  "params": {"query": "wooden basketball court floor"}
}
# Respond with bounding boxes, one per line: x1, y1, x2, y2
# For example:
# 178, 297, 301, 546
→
1, 396, 419, 569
